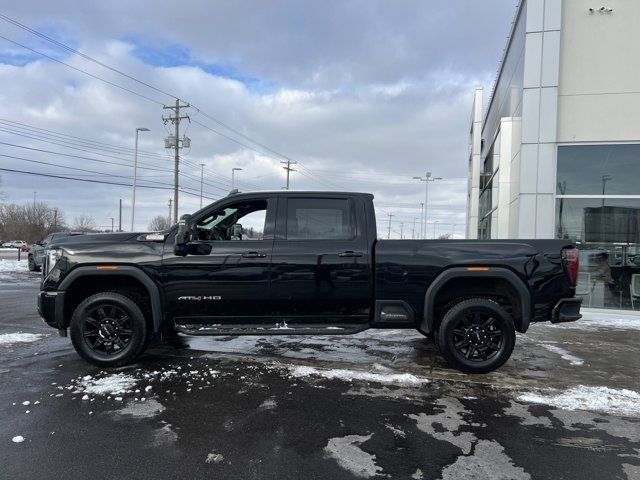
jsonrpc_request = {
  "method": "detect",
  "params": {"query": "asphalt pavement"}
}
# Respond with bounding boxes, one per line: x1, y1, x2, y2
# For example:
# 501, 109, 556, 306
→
1, 271, 639, 480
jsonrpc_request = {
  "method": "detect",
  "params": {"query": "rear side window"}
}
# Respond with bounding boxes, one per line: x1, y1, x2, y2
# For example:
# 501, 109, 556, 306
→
286, 198, 353, 240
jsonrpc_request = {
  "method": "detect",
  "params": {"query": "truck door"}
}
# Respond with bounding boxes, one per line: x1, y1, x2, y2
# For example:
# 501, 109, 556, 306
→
269, 195, 372, 325
161, 196, 276, 327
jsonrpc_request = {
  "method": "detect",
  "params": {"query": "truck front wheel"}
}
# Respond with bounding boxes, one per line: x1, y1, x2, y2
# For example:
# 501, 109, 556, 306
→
437, 298, 515, 374
70, 292, 149, 367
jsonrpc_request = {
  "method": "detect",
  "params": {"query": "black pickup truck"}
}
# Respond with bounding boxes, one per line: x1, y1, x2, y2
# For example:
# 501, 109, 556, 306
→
38, 191, 581, 373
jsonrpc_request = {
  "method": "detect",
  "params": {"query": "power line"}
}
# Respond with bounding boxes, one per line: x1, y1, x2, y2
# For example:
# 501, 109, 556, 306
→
0, 13, 176, 101
0, 34, 165, 105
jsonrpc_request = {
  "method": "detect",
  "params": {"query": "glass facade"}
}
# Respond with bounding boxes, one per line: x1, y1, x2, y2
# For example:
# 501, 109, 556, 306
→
556, 144, 640, 310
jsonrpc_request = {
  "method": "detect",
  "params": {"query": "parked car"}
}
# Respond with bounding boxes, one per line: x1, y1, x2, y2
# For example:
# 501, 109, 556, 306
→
3, 240, 28, 249
38, 191, 581, 373
28, 232, 84, 272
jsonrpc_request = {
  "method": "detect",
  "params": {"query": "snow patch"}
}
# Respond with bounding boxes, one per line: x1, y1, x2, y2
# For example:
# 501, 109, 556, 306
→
0, 333, 47, 346
324, 434, 383, 478
79, 373, 139, 395
205, 452, 224, 464
0, 259, 28, 273
552, 310, 640, 331
519, 385, 640, 417
539, 344, 584, 366
12, 435, 25, 443
288, 365, 428, 386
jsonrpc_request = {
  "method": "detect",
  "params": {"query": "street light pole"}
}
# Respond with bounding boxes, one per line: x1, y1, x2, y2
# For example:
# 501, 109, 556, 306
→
131, 127, 150, 231
231, 167, 243, 190
413, 172, 442, 239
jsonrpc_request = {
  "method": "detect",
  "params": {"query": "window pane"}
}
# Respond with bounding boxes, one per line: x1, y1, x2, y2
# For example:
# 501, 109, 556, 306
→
556, 198, 640, 310
286, 199, 352, 240
557, 144, 640, 195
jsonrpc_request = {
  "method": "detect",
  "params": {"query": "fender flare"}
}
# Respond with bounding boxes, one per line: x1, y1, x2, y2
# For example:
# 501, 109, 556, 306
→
420, 267, 531, 334
59, 266, 164, 332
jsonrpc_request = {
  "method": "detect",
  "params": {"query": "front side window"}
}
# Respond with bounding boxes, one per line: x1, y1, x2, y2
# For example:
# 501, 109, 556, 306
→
286, 198, 352, 240
195, 200, 267, 241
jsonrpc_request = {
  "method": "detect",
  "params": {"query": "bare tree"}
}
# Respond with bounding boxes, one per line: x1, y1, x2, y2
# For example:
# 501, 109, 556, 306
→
438, 233, 453, 240
148, 215, 171, 231
73, 214, 96, 232
0, 202, 67, 242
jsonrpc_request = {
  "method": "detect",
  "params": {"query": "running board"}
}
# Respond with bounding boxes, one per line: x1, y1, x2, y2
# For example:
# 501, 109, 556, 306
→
174, 323, 369, 336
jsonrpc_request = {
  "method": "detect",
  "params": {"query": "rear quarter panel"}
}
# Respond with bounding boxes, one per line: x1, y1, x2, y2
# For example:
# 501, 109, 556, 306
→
374, 239, 575, 323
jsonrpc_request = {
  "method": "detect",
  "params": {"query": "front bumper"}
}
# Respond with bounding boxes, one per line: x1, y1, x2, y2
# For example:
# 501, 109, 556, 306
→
38, 290, 66, 331
551, 297, 582, 323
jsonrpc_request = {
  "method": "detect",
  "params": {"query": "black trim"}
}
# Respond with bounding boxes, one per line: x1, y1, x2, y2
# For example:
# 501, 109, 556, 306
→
551, 297, 582, 323
58, 266, 164, 332
421, 267, 532, 334
372, 300, 415, 325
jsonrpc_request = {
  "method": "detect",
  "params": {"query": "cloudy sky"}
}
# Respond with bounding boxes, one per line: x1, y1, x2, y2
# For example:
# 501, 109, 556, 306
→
0, 1, 518, 237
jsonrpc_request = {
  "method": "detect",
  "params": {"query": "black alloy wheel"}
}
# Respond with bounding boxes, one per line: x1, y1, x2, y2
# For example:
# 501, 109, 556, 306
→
70, 292, 149, 367
438, 298, 516, 374
82, 304, 133, 356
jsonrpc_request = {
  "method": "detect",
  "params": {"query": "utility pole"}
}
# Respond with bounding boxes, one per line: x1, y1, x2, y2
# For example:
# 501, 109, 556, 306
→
400, 222, 404, 239
412, 217, 417, 239
168, 198, 173, 224
118, 199, 122, 232
163, 99, 190, 223
109, 218, 114, 232
53, 208, 58, 230
419, 203, 424, 239
387, 213, 394, 239
281, 160, 296, 190
200, 163, 205, 209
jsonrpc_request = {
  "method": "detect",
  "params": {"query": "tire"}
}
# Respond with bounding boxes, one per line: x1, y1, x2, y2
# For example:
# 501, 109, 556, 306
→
437, 298, 515, 374
70, 291, 149, 368
27, 255, 40, 272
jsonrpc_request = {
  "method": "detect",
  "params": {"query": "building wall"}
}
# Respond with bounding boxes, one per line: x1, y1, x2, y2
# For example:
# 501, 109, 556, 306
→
557, 0, 640, 143
466, 87, 483, 239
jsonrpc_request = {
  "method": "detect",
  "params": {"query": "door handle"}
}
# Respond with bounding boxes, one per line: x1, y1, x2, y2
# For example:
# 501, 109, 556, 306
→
241, 251, 267, 258
338, 251, 363, 257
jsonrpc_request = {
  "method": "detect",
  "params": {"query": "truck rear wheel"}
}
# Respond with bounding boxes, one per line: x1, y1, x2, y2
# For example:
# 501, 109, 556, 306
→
437, 298, 515, 374
70, 292, 149, 367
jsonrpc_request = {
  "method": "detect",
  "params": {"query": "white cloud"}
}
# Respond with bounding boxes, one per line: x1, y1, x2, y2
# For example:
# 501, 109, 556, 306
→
0, 1, 517, 236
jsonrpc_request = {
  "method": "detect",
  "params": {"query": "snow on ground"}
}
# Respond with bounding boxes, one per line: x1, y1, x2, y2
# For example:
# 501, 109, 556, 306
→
12, 435, 25, 443
550, 309, 640, 331
67, 365, 221, 399
519, 385, 640, 417
287, 364, 429, 386
79, 373, 139, 395
0, 259, 28, 273
538, 344, 584, 366
0, 333, 47, 346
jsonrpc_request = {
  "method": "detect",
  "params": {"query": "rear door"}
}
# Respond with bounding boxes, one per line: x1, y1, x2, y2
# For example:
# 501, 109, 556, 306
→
269, 195, 372, 325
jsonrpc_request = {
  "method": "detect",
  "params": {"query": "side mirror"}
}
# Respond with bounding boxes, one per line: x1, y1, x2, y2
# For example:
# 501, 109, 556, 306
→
173, 214, 192, 256
231, 224, 243, 240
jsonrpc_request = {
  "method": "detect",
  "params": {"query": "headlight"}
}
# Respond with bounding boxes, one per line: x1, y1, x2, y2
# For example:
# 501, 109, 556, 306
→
45, 248, 63, 275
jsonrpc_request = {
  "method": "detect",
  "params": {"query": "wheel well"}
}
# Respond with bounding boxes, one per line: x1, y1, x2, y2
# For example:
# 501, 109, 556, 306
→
63, 275, 153, 329
432, 278, 524, 332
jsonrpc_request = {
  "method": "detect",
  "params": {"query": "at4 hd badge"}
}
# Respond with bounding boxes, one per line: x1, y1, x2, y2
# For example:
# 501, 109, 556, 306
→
178, 295, 222, 301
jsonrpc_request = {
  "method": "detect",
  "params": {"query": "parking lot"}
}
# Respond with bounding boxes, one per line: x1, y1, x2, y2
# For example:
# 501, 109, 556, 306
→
1, 266, 639, 480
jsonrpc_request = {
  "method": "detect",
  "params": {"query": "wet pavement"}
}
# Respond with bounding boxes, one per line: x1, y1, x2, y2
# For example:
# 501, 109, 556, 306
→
1, 274, 639, 479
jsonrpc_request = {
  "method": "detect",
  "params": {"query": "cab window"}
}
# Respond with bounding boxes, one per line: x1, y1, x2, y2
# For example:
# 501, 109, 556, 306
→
195, 200, 267, 241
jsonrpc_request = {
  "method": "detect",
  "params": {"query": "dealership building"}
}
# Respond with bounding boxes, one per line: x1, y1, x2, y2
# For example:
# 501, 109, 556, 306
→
466, 0, 640, 310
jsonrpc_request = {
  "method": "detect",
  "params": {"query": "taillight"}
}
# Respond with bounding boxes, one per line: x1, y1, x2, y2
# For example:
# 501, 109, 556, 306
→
563, 248, 579, 287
